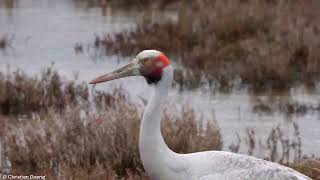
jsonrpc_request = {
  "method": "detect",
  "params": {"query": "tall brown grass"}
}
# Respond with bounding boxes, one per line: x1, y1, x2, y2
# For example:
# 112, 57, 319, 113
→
0, 68, 89, 116
92, 0, 320, 93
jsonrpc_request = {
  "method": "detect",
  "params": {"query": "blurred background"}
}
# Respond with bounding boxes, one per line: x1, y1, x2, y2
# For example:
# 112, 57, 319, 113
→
0, 0, 319, 179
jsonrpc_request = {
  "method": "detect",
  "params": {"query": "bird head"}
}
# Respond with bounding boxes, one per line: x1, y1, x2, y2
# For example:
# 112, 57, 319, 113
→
89, 50, 170, 85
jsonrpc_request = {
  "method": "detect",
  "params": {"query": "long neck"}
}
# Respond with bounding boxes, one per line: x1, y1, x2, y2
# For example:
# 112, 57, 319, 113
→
139, 66, 175, 176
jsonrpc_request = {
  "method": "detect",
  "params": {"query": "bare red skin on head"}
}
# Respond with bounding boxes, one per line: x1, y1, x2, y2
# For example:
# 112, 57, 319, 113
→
158, 53, 170, 68
153, 53, 170, 77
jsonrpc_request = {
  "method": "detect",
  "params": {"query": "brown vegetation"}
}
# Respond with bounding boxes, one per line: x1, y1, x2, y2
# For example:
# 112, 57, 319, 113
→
0, 68, 89, 116
229, 123, 320, 179
91, 0, 320, 93
232, 123, 302, 163
252, 95, 320, 116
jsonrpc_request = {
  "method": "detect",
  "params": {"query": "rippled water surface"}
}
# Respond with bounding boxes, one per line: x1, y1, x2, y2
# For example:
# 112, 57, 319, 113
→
0, 0, 319, 156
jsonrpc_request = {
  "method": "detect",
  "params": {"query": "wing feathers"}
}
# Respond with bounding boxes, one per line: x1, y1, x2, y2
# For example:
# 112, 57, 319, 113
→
183, 151, 311, 180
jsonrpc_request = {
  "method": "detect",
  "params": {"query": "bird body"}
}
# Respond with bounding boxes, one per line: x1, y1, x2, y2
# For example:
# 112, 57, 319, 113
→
89, 50, 311, 180
182, 151, 310, 180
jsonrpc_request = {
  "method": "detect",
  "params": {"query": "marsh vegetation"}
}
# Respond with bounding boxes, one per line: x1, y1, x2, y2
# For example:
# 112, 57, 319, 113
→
91, 0, 320, 93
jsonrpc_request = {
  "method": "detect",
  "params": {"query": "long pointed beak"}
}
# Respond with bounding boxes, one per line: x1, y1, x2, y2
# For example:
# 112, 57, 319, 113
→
89, 62, 140, 84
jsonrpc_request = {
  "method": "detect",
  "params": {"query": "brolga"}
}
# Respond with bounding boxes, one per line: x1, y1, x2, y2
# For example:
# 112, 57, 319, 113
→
89, 50, 311, 180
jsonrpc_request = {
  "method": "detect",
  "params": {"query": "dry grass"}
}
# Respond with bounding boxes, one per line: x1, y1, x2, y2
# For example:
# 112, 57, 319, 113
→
0, 68, 89, 116
92, 0, 320, 93
0, 69, 221, 179
3, 105, 221, 179
292, 158, 320, 180
229, 123, 320, 179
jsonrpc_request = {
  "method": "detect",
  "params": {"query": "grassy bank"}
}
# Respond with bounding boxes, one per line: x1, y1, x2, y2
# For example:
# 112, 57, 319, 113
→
90, 0, 320, 93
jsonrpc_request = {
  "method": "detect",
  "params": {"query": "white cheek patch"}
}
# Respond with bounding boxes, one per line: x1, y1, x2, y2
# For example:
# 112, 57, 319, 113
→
156, 61, 164, 68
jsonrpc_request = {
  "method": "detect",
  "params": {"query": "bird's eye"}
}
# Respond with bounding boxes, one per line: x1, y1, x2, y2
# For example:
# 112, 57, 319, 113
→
144, 59, 151, 64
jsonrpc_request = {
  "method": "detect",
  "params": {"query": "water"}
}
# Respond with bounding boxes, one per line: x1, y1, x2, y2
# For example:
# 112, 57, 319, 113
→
0, 0, 319, 156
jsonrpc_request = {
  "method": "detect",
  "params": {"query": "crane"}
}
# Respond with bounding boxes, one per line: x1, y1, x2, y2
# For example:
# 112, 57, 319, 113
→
89, 50, 311, 180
